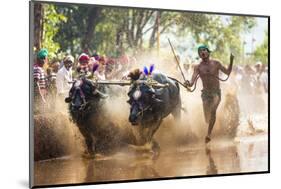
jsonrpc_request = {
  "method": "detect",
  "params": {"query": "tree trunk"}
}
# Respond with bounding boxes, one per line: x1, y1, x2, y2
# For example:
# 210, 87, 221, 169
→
149, 17, 158, 48
81, 7, 101, 53
34, 3, 44, 51
116, 18, 127, 56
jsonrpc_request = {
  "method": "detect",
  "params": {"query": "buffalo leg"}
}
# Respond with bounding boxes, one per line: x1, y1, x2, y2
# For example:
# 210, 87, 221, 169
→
172, 98, 182, 121
148, 120, 162, 143
77, 126, 94, 154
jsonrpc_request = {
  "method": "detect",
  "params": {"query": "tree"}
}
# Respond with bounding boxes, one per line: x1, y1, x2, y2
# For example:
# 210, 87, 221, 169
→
33, 2, 67, 60
176, 15, 257, 64
253, 30, 268, 64
54, 5, 105, 55
46, 4, 258, 63
80, 7, 102, 51
33, 3, 44, 51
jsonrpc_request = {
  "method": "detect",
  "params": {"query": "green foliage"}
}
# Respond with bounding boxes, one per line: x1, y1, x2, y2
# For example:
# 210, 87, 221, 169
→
38, 3, 265, 66
54, 5, 104, 56
253, 30, 268, 64
41, 4, 67, 60
183, 15, 256, 64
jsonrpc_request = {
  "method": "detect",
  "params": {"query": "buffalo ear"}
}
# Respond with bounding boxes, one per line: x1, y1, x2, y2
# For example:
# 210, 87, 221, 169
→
65, 97, 72, 103
127, 98, 133, 104
147, 88, 155, 95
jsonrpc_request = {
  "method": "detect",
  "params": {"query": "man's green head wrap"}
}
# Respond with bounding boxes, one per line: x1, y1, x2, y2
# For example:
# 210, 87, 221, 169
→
198, 45, 211, 53
37, 48, 48, 59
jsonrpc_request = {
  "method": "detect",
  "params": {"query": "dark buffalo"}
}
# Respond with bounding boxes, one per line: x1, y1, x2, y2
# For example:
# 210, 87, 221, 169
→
127, 72, 181, 145
65, 76, 110, 156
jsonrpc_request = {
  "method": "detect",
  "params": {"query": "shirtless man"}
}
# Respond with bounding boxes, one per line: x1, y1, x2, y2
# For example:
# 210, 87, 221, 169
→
185, 45, 234, 143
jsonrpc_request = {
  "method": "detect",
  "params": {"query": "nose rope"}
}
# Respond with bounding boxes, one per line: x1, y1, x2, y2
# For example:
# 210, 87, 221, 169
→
72, 80, 87, 109
78, 88, 87, 105
169, 71, 230, 93
136, 105, 152, 117
169, 75, 199, 92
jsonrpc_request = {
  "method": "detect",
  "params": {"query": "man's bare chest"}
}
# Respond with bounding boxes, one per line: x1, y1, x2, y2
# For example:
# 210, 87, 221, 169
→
199, 62, 218, 75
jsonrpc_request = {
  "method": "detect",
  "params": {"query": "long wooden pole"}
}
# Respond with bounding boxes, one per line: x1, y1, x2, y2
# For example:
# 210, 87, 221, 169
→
168, 38, 186, 82
157, 11, 160, 57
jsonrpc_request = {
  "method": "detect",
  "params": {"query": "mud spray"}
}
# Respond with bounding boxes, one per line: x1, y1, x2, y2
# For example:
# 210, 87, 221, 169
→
34, 50, 268, 161
34, 97, 85, 161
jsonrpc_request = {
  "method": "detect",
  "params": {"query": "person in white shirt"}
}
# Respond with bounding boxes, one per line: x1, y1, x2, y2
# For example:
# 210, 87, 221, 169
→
56, 55, 74, 97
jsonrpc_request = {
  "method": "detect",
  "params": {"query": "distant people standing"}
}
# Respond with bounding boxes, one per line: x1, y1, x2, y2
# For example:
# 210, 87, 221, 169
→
260, 65, 268, 93
47, 60, 60, 98
33, 48, 48, 112
105, 58, 115, 79
118, 52, 129, 71
96, 55, 106, 79
241, 65, 255, 95
56, 55, 74, 97
77, 53, 90, 75
254, 62, 263, 93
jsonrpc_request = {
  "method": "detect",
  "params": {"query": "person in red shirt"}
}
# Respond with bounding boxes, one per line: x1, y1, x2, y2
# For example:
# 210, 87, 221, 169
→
77, 53, 90, 75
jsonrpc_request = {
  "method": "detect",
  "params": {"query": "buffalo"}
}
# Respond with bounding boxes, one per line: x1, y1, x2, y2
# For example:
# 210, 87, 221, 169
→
65, 75, 109, 156
127, 67, 181, 146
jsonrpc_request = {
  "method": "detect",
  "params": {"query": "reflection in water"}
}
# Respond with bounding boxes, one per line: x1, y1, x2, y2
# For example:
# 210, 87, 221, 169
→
34, 135, 268, 187
84, 160, 94, 183
82, 156, 160, 183
205, 146, 218, 175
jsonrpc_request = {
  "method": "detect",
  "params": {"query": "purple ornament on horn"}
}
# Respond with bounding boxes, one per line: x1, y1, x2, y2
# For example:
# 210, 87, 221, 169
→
92, 63, 99, 73
143, 66, 149, 76
149, 64, 155, 74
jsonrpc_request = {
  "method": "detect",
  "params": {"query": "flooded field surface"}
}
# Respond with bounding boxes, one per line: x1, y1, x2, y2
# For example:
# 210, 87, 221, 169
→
34, 133, 268, 186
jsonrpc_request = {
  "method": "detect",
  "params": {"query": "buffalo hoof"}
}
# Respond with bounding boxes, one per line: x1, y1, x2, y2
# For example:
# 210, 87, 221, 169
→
151, 140, 160, 160
82, 151, 95, 159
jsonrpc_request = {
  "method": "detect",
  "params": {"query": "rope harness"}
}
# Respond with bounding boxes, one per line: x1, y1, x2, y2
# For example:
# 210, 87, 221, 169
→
136, 104, 152, 118
170, 72, 231, 93
72, 80, 87, 111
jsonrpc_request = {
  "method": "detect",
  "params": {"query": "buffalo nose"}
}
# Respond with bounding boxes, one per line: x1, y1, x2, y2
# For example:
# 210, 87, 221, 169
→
129, 114, 137, 123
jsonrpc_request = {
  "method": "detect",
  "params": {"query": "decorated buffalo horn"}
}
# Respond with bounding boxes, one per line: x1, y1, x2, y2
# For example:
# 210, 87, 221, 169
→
136, 80, 169, 88
92, 63, 99, 73
153, 98, 163, 103
152, 82, 169, 88
94, 89, 108, 99
65, 97, 72, 103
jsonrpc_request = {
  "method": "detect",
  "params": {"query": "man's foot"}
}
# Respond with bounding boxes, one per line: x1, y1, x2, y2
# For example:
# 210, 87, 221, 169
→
205, 136, 211, 143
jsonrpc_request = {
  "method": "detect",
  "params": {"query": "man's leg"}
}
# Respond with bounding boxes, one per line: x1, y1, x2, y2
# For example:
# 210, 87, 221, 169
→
205, 95, 221, 143
202, 100, 211, 124
202, 100, 212, 143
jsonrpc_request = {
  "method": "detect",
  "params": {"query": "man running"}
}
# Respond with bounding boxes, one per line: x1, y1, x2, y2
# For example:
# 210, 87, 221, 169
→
185, 45, 234, 143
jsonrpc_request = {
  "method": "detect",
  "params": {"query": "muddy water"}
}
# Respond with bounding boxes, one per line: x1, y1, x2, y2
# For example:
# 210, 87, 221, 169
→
34, 133, 268, 186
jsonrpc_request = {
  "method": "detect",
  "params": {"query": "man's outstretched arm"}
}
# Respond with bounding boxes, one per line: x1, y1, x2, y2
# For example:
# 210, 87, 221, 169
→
185, 65, 199, 87
218, 53, 234, 75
